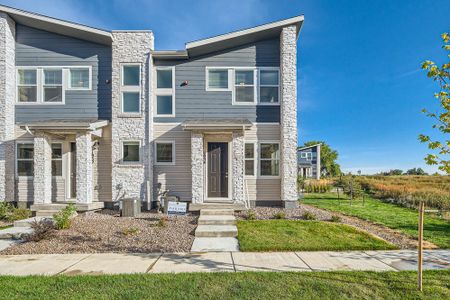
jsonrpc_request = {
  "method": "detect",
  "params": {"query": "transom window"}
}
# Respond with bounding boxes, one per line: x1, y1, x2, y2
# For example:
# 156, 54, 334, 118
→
51, 143, 63, 176
259, 69, 279, 104
122, 141, 140, 163
17, 143, 34, 177
155, 141, 175, 165
121, 64, 141, 114
245, 143, 256, 176
155, 67, 175, 117
234, 69, 256, 104
260, 143, 280, 177
206, 68, 229, 90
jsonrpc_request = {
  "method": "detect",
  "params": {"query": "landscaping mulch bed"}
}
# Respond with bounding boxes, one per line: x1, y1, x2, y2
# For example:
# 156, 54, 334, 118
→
1, 210, 197, 254
236, 205, 424, 250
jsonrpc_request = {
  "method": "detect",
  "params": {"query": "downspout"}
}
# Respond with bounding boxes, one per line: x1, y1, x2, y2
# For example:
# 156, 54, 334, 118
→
146, 50, 153, 211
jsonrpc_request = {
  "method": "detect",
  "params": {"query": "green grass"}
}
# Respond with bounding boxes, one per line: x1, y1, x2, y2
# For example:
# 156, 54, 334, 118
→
0, 271, 449, 299
0, 225, 12, 230
302, 193, 450, 249
237, 219, 397, 252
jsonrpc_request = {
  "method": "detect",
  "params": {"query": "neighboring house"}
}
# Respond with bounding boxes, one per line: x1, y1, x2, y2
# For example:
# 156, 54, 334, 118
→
0, 5, 303, 213
298, 144, 321, 180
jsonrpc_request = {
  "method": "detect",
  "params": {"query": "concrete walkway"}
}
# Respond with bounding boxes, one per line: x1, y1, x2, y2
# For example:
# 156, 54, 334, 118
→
0, 250, 448, 276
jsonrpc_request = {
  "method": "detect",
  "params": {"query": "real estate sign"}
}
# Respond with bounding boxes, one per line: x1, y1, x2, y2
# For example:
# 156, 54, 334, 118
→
167, 201, 187, 215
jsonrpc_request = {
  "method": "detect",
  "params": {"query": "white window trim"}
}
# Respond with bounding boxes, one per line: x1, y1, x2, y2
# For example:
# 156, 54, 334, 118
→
120, 63, 142, 115
16, 67, 38, 104
154, 140, 176, 166
154, 66, 176, 117
67, 66, 92, 90
244, 142, 256, 177
41, 67, 65, 104
232, 67, 257, 105
258, 141, 281, 178
258, 67, 280, 106
120, 140, 142, 165
205, 67, 232, 91
16, 141, 34, 178
306, 152, 313, 161
301, 152, 307, 158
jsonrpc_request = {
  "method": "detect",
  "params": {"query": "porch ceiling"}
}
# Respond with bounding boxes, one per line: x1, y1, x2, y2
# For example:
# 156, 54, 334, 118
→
181, 118, 253, 131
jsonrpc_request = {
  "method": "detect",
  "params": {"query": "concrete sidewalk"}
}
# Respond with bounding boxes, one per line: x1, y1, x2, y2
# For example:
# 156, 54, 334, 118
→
0, 250, 448, 276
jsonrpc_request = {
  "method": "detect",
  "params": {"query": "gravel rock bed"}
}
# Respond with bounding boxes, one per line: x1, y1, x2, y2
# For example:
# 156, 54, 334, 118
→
1, 210, 197, 254
236, 205, 425, 249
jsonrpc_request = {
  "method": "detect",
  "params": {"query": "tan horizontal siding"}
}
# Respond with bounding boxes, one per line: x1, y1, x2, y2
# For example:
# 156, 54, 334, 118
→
95, 125, 112, 202
16, 177, 65, 202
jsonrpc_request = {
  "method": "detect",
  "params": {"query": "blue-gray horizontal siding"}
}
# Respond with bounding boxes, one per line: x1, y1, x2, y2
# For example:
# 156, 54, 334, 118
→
154, 38, 280, 123
15, 24, 112, 122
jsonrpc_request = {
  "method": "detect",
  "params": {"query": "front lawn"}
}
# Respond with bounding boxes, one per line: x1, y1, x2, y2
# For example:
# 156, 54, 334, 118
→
302, 193, 450, 249
237, 220, 397, 252
0, 271, 449, 299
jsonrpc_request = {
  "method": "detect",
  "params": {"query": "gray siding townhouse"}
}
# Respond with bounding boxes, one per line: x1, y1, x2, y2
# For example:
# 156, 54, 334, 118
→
0, 5, 303, 214
298, 144, 321, 180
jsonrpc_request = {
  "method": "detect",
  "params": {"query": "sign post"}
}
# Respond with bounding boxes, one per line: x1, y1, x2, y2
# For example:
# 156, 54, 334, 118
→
418, 201, 424, 292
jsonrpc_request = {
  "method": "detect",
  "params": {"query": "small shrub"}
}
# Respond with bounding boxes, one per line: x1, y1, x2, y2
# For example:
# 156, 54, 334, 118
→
0, 202, 10, 219
246, 210, 257, 220
53, 204, 77, 230
302, 211, 317, 220
122, 227, 140, 236
273, 211, 286, 219
330, 215, 342, 222
5, 207, 31, 222
157, 216, 169, 227
24, 219, 55, 242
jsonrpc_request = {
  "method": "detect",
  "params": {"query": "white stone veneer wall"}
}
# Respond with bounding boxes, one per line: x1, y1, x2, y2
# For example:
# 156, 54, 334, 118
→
232, 131, 245, 204
33, 133, 52, 204
191, 131, 204, 203
280, 25, 299, 207
76, 132, 93, 203
0, 13, 15, 202
111, 31, 153, 201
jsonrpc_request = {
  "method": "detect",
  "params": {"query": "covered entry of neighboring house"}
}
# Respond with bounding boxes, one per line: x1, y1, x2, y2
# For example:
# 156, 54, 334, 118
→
182, 119, 252, 207
15, 120, 109, 211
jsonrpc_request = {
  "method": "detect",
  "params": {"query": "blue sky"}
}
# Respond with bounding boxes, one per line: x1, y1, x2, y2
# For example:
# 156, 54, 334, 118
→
2, 0, 450, 174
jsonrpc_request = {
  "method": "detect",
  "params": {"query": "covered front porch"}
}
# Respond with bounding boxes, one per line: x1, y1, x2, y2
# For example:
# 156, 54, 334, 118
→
182, 119, 252, 210
16, 120, 109, 213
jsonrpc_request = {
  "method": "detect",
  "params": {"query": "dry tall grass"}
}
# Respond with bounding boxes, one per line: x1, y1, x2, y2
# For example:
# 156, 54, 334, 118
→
357, 176, 450, 210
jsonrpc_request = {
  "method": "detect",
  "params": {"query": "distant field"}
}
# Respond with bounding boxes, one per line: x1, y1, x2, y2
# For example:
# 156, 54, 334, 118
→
357, 175, 450, 210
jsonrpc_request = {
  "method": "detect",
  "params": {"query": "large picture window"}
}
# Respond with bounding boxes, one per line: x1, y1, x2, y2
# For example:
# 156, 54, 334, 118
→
17, 143, 34, 177
121, 64, 141, 114
260, 143, 280, 177
155, 68, 175, 117
245, 143, 255, 176
155, 141, 175, 165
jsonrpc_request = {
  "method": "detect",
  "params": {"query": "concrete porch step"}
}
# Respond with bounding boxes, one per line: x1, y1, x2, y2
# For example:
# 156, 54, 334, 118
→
35, 210, 61, 217
189, 203, 246, 211
198, 215, 236, 226
195, 225, 238, 238
0, 227, 33, 239
191, 237, 239, 252
200, 209, 234, 216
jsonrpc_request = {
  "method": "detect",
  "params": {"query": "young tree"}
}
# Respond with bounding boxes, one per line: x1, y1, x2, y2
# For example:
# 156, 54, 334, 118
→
300, 141, 341, 177
419, 31, 450, 174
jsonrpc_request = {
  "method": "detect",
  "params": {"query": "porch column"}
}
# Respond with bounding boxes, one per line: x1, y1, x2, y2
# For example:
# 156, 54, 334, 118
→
191, 131, 204, 203
0, 13, 15, 202
76, 132, 93, 203
232, 131, 245, 204
280, 25, 298, 208
33, 132, 52, 204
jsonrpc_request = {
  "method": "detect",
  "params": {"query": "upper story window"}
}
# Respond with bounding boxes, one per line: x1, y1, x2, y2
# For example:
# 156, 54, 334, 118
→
155, 67, 175, 117
259, 68, 279, 104
234, 69, 256, 104
16, 66, 92, 105
300, 152, 313, 161
121, 64, 141, 114
43, 69, 63, 103
17, 69, 37, 103
69, 68, 91, 90
205, 67, 279, 106
206, 68, 229, 90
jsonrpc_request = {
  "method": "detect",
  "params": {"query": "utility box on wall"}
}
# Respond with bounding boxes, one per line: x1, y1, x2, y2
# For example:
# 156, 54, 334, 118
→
120, 198, 141, 217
